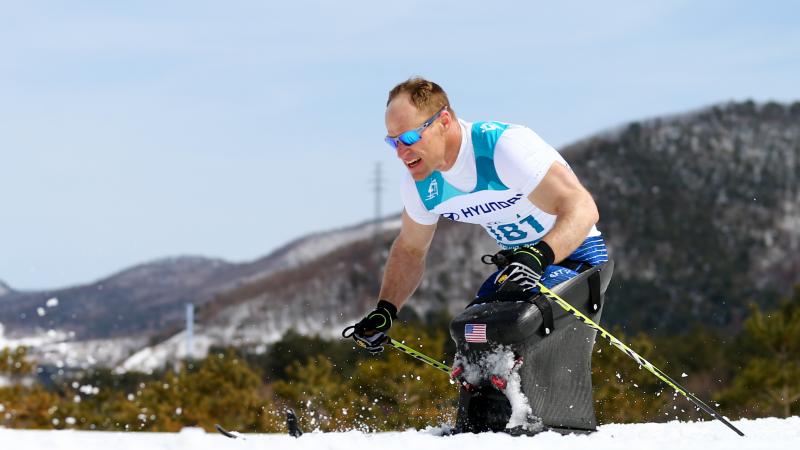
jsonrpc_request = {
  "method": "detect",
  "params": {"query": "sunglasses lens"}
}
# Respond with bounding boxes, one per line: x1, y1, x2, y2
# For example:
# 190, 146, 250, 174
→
384, 136, 398, 149
399, 131, 421, 146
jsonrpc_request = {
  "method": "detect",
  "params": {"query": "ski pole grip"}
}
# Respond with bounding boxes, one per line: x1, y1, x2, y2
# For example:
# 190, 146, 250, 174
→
341, 325, 356, 338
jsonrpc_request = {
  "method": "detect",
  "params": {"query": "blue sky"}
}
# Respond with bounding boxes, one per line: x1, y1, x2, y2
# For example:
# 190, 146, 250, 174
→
1, 0, 798, 290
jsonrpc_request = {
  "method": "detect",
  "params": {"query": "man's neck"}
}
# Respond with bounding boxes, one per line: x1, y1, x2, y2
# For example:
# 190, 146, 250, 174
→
441, 119, 463, 171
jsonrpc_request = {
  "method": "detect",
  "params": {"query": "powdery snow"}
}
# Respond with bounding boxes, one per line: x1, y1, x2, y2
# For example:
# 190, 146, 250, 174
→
455, 346, 537, 431
0, 417, 797, 450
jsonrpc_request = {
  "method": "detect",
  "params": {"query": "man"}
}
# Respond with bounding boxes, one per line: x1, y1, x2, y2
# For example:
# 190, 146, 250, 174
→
351, 77, 607, 352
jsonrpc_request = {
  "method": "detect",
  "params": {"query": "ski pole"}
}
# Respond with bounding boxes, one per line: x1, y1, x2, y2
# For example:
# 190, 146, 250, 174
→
535, 281, 745, 437
341, 326, 452, 374
386, 337, 452, 374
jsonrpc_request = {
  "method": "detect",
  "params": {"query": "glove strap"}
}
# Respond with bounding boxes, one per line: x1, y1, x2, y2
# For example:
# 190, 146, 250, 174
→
518, 241, 555, 267
376, 299, 398, 319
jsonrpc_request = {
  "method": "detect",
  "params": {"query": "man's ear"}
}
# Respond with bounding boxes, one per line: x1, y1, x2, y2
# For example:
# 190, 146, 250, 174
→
440, 110, 452, 130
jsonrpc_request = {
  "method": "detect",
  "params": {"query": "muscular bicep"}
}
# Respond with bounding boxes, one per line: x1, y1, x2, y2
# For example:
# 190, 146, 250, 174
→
396, 209, 438, 257
527, 162, 593, 216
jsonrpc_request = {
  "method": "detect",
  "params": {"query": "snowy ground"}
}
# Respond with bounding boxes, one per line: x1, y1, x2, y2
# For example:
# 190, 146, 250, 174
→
1, 417, 797, 450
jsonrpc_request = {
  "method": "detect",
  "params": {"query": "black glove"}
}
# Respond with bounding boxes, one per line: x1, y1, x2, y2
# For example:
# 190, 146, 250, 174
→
351, 300, 397, 354
494, 241, 555, 292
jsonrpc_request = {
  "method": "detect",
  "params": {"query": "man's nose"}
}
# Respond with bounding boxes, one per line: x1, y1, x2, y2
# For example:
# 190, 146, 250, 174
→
396, 143, 412, 159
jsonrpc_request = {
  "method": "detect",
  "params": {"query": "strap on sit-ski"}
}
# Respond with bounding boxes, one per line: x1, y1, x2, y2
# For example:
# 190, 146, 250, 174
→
530, 295, 554, 336
588, 271, 602, 313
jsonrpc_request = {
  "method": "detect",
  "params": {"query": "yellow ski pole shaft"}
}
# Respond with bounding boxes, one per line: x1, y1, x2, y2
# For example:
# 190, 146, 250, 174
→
341, 325, 451, 374
387, 337, 452, 374
535, 281, 744, 436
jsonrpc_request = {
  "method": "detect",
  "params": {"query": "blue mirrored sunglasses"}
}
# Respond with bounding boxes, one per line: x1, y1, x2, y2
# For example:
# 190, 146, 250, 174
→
384, 106, 447, 149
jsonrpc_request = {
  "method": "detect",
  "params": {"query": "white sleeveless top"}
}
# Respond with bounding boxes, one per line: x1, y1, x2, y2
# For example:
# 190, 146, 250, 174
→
401, 119, 600, 248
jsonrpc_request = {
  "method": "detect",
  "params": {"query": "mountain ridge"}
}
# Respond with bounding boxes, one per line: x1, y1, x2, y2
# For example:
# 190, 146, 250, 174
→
0, 216, 400, 340
0, 280, 11, 297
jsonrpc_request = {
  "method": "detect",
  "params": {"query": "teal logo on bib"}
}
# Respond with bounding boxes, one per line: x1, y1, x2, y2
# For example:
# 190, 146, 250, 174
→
426, 178, 438, 200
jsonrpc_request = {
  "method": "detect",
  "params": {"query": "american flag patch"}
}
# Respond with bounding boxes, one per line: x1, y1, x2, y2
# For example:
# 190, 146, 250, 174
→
465, 323, 487, 343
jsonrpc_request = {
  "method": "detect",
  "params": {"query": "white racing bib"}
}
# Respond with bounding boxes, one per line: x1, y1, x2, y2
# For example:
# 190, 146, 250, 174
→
402, 120, 599, 248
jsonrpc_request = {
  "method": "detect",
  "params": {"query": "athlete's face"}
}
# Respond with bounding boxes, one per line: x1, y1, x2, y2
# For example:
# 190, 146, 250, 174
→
385, 94, 448, 180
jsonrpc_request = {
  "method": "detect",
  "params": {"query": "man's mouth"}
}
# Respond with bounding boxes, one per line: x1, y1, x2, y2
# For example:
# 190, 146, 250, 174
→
405, 157, 422, 168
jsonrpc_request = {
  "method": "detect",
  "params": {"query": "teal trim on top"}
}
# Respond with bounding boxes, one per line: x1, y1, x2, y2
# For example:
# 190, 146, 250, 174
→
415, 121, 510, 211
415, 171, 466, 211
472, 122, 509, 191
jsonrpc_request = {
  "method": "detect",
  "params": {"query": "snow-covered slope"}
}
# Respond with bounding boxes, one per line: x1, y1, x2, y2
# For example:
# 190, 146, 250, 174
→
120, 329, 218, 373
0, 417, 797, 450
0, 323, 147, 369
244, 216, 402, 281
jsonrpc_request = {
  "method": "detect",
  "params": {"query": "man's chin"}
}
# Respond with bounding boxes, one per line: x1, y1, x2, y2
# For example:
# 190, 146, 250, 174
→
409, 167, 433, 181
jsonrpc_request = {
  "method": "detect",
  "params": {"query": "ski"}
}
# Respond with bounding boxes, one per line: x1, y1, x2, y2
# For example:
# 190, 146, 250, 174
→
215, 409, 301, 438
214, 423, 242, 439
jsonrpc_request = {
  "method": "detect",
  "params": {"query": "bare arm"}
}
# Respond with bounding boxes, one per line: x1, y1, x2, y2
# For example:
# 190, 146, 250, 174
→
528, 162, 599, 263
379, 210, 437, 310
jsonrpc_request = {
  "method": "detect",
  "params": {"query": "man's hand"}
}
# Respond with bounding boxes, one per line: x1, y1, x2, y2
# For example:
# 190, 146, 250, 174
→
495, 241, 555, 292
351, 300, 398, 354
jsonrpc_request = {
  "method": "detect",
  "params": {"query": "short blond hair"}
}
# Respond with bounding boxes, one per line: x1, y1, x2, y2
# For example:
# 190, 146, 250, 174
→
387, 77, 456, 119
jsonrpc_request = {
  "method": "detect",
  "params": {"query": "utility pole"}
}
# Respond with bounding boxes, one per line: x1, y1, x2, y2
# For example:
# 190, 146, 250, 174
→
372, 162, 383, 239
185, 303, 194, 360
371, 162, 385, 277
